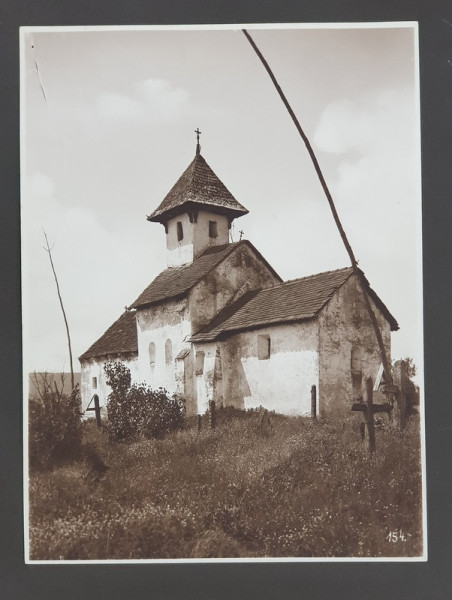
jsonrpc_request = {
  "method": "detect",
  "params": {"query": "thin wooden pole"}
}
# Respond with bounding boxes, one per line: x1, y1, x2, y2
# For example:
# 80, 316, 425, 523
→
242, 29, 393, 386
43, 230, 75, 390
93, 394, 102, 428
209, 400, 216, 430
393, 360, 407, 431
363, 377, 376, 454
311, 384, 317, 419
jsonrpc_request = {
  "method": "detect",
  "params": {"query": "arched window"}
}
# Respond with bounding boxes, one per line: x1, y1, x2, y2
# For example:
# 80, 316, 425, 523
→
165, 338, 172, 364
351, 346, 362, 373
149, 342, 156, 368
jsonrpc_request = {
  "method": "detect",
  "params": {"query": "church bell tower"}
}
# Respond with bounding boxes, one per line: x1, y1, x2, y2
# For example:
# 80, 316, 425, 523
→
147, 130, 249, 267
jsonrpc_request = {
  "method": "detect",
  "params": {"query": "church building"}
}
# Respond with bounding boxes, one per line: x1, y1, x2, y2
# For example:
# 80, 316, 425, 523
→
79, 136, 398, 418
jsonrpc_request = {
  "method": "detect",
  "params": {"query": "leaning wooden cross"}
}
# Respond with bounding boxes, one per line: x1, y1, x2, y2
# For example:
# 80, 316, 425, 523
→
352, 377, 392, 453
86, 393, 102, 428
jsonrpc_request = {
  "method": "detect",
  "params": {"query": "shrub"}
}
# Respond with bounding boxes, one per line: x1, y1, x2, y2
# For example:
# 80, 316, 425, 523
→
29, 377, 82, 471
104, 362, 185, 442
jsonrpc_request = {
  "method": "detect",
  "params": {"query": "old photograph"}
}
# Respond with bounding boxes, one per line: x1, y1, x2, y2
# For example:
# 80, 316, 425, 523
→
21, 24, 425, 562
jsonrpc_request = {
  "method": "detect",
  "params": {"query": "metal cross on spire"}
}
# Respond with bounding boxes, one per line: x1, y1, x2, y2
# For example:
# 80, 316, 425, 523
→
195, 127, 201, 155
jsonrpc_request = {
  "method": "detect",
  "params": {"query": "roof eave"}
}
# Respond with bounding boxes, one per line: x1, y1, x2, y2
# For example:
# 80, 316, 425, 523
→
356, 270, 399, 331
79, 350, 138, 362
191, 314, 318, 343
130, 291, 188, 310
147, 200, 249, 224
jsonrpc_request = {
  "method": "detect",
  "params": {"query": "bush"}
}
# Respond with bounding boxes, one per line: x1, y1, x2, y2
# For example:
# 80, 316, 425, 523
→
104, 362, 185, 442
29, 377, 82, 471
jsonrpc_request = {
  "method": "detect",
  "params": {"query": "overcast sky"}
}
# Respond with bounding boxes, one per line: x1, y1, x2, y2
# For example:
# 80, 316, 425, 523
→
21, 24, 422, 378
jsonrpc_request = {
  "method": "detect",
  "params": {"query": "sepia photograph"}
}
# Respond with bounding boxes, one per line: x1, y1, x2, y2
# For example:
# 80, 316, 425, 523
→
21, 23, 425, 562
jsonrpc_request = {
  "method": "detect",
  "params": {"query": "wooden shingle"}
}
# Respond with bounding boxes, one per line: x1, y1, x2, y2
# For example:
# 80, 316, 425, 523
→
79, 310, 138, 361
191, 267, 399, 341
147, 153, 248, 223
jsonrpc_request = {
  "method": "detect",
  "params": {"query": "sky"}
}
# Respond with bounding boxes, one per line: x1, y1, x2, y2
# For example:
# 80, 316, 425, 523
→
21, 24, 423, 379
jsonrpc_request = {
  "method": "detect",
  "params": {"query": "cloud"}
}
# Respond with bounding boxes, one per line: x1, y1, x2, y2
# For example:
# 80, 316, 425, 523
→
29, 172, 56, 197
97, 91, 145, 120
313, 88, 419, 242
312, 89, 422, 365
22, 170, 165, 372
314, 89, 415, 156
96, 77, 191, 124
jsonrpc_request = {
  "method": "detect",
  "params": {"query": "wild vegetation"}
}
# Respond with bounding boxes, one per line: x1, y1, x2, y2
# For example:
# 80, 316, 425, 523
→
103, 362, 184, 442
29, 373, 82, 471
28, 402, 423, 560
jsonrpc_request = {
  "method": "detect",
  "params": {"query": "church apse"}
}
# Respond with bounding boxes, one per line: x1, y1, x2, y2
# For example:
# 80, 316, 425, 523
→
318, 273, 392, 414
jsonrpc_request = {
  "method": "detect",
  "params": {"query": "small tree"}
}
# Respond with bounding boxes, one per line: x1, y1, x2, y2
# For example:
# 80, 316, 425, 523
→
402, 357, 416, 379
43, 231, 75, 391
103, 362, 134, 440
104, 362, 185, 442
29, 374, 83, 470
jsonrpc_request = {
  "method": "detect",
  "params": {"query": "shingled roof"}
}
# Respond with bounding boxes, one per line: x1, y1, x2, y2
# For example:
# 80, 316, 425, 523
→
191, 267, 398, 342
147, 153, 248, 223
79, 310, 138, 361
130, 240, 281, 309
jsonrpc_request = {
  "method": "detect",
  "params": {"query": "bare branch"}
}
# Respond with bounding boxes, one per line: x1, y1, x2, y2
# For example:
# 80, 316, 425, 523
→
42, 230, 75, 390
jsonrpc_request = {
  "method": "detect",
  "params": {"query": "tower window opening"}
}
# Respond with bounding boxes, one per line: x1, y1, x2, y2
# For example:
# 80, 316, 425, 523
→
177, 221, 183, 241
209, 220, 218, 238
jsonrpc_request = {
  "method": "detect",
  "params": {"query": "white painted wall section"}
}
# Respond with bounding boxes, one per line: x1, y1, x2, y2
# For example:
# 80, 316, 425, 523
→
136, 298, 191, 393
242, 349, 318, 415
220, 320, 320, 416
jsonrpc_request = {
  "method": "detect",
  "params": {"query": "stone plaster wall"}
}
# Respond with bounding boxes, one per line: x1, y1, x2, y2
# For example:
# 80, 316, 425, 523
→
193, 211, 229, 258
193, 342, 218, 414
318, 274, 392, 415
80, 354, 139, 416
189, 243, 279, 333
136, 297, 191, 393
166, 212, 194, 267
165, 211, 229, 267
219, 321, 319, 416
175, 349, 197, 417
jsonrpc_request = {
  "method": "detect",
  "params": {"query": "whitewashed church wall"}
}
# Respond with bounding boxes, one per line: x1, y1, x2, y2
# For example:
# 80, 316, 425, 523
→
189, 243, 279, 332
80, 355, 139, 416
192, 211, 229, 258
220, 320, 319, 416
165, 211, 229, 267
166, 213, 194, 267
193, 342, 218, 415
318, 273, 393, 415
136, 297, 191, 393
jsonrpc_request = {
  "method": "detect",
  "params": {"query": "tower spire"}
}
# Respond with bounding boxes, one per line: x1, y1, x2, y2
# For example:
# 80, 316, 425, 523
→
195, 127, 201, 155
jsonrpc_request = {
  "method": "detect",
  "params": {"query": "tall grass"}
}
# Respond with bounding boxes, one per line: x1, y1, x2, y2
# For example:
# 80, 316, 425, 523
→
28, 412, 423, 559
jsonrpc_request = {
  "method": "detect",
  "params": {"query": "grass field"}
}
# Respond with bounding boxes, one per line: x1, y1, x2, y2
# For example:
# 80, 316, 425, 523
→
28, 410, 423, 560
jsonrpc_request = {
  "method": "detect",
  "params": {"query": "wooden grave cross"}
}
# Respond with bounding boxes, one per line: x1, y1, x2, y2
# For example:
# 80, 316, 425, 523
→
86, 393, 102, 428
351, 377, 392, 453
